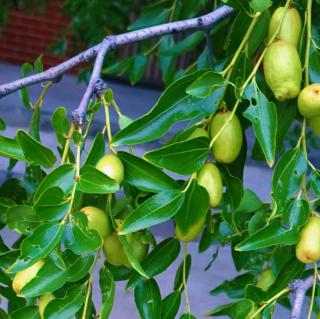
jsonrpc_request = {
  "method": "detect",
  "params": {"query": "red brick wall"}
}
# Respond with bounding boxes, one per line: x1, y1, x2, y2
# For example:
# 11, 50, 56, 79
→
0, 1, 68, 68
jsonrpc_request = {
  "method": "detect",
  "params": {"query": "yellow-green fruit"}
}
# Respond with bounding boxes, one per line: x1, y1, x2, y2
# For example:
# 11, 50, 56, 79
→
197, 163, 223, 208
210, 112, 243, 163
263, 40, 302, 101
130, 232, 149, 262
187, 128, 209, 140
296, 216, 320, 263
257, 268, 275, 291
96, 153, 124, 184
175, 215, 207, 242
298, 84, 320, 118
268, 7, 301, 47
309, 115, 320, 137
80, 206, 112, 240
12, 259, 45, 294
39, 293, 55, 319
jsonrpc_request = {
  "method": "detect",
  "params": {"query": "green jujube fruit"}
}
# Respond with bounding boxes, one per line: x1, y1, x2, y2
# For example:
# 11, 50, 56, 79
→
298, 84, 320, 118
196, 163, 223, 208
263, 40, 302, 101
257, 268, 275, 291
80, 206, 112, 240
309, 115, 320, 137
210, 111, 243, 163
176, 215, 207, 242
296, 215, 320, 263
96, 153, 124, 184
268, 7, 301, 47
187, 128, 209, 140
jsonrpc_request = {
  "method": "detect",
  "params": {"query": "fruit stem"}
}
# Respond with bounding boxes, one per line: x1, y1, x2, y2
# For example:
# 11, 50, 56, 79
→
102, 96, 116, 153
61, 123, 76, 165
304, 0, 313, 85
81, 277, 92, 319
307, 262, 318, 319
183, 242, 191, 314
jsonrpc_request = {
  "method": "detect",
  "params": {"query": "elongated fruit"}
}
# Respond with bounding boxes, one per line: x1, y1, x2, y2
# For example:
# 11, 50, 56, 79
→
309, 115, 320, 137
39, 293, 55, 319
176, 215, 206, 242
268, 7, 301, 47
263, 40, 302, 101
187, 128, 209, 140
80, 206, 112, 239
210, 111, 243, 163
296, 216, 320, 263
257, 268, 275, 291
12, 259, 45, 294
197, 163, 223, 207
298, 84, 320, 118
96, 153, 124, 184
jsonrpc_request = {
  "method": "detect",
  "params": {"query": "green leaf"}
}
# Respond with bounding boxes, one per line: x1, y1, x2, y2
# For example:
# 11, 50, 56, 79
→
127, 238, 180, 289
34, 164, 75, 202
63, 212, 102, 255
186, 71, 227, 98
33, 55, 43, 73
310, 49, 320, 83
130, 54, 148, 84
310, 169, 320, 195
64, 251, 94, 282
134, 279, 162, 319
118, 113, 133, 130
180, 314, 196, 319
99, 265, 115, 319
0, 118, 6, 131
206, 299, 253, 318
159, 35, 176, 84
19, 63, 33, 109
249, 0, 272, 12
245, 284, 266, 303
161, 291, 181, 319
8, 222, 65, 272
243, 82, 277, 167
0, 136, 26, 161
16, 130, 56, 168
51, 107, 69, 145
235, 221, 299, 251
10, 306, 40, 319
173, 254, 192, 291
85, 133, 105, 166
119, 190, 185, 234
282, 199, 309, 229
77, 165, 119, 194
159, 31, 204, 57
175, 180, 209, 240
112, 69, 223, 146
118, 151, 179, 192
272, 149, 307, 210
44, 284, 85, 319
144, 137, 209, 175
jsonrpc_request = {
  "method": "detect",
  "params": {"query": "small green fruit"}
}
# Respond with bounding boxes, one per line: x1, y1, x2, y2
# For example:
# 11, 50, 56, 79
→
263, 40, 302, 101
80, 206, 112, 239
175, 215, 206, 242
39, 293, 55, 319
187, 128, 209, 140
96, 153, 124, 184
12, 259, 45, 294
268, 7, 301, 47
257, 268, 275, 291
296, 215, 320, 263
130, 232, 149, 262
309, 115, 320, 137
210, 111, 243, 163
197, 163, 223, 208
298, 84, 320, 118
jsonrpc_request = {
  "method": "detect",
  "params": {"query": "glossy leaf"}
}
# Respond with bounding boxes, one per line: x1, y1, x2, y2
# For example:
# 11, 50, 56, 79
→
282, 199, 309, 229
173, 254, 192, 291
112, 70, 223, 146
85, 132, 105, 166
10, 306, 40, 319
16, 130, 56, 168
134, 279, 162, 319
0, 136, 26, 162
77, 165, 119, 194
119, 190, 185, 234
235, 221, 299, 251
144, 137, 209, 175
99, 265, 115, 319
161, 291, 181, 319
206, 299, 253, 318
130, 54, 148, 84
117, 151, 179, 192
52, 107, 69, 145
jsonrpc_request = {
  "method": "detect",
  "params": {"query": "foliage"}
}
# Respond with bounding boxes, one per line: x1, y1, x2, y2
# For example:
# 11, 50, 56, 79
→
1, 0, 320, 318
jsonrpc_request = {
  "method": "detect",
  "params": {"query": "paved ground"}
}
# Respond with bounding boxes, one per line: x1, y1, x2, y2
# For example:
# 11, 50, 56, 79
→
0, 62, 290, 318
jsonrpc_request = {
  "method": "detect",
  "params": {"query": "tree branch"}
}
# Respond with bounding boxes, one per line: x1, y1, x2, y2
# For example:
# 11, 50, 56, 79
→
0, 5, 234, 124
290, 276, 315, 319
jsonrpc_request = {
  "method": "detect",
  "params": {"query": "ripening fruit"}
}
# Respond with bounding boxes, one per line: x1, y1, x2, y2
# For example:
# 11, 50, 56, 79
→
175, 215, 207, 242
130, 231, 149, 262
39, 293, 55, 319
257, 268, 275, 291
210, 111, 243, 163
12, 259, 45, 294
187, 128, 209, 140
298, 84, 320, 118
80, 206, 112, 240
197, 163, 223, 208
268, 7, 301, 47
263, 40, 302, 101
296, 216, 320, 263
96, 153, 124, 184
309, 115, 320, 137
